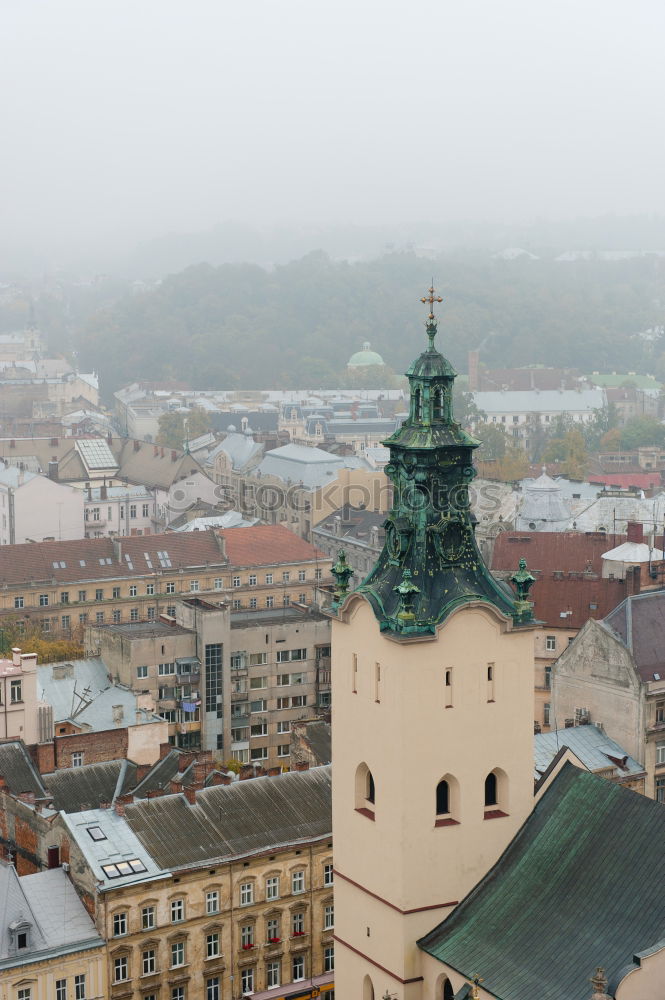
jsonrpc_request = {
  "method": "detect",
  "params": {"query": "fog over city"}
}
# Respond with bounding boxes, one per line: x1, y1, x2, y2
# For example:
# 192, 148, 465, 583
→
3, 0, 665, 269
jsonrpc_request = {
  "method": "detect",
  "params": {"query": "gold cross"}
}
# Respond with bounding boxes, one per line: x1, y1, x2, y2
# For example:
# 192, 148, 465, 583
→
420, 281, 443, 321
470, 974, 484, 1000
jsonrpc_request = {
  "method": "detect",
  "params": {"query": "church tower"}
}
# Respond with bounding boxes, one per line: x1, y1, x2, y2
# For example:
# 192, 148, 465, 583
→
330, 287, 537, 1000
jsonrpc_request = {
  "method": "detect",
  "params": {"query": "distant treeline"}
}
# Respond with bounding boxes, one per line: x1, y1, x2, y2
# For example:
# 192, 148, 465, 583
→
32, 250, 665, 398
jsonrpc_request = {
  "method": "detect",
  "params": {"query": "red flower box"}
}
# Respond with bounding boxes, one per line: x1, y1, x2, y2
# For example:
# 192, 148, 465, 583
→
292, 931, 305, 937
242, 943, 254, 950
268, 937, 281, 944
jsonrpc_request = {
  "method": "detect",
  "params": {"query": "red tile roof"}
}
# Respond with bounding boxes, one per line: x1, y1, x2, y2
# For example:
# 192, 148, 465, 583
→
588, 472, 661, 489
491, 530, 626, 576
219, 524, 328, 568
0, 531, 226, 586
530, 575, 626, 629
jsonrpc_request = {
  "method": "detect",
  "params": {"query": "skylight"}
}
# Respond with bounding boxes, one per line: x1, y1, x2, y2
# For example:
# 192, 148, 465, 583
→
101, 858, 147, 879
87, 826, 107, 841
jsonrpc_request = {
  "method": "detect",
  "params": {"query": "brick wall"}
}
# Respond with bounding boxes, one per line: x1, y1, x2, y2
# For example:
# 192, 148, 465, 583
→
53, 728, 128, 769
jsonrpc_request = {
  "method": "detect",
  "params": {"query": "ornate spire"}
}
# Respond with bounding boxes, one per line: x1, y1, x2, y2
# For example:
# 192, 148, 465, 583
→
331, 549, 354, 609
420, 281, 443, 351
509, 557, 536, 623
350, 285, 522, 636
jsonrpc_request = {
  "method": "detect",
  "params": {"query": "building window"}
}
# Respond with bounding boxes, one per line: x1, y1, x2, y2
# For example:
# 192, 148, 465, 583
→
267, 960, 281, 988
71, 751, 84, 767
14, 596, 24, 609
171, 940, 185, 967
292, 955, 305, 981
190, 579, 200, 592
291, 694, 306, 708
232, 575, 241, 587
251, 747, 268, 761
266, 596, 274, 608
78, 589, 87, 602
240, 881, 254, 905
171, 989, 185, 1000
251, 722, 267, 737
324, 945, 334, 972
324, 903, 334, 929
323, 862, 333, 886
171, 898, 185, 923
56, 980, 67, 1000
436, 779, 450, 815
656, 741, 665, 765
96, 611, 104, 624
129, 585, 137, 597
298, 569, 306, 581
130, 505, 137, 519
137, 665, 148, 679
143, 503, 150, 517
79, 613, 88, 624
546, 635, 556, 652
656, 701, 665, 725
142, 948, 156, 975
146, 583, 155, 595
112, 610, 121, 623
166, 581, 176, 594
282, 571, 290, 582
17, 990, 32, 1000
485, 771, 498, 807
232, 599, 242, 609
95, 589, 103, 601
248, 574, 257, 585
249, 597, 257, 609
277, 720, 291, 734
315, 568, 322, 580
130, 607, 139, 621
206, 932, 220, 958
141, 905, 156, 930
278, 744, 290, 757
241, 924, 254, 948
266, 875, 280, 900
299, 593, 307, 603
241, 968, 254, 994
544, 703, 551, 726
74, 975, 86, 1000
206, 977, 220, 1000
113, 912, 128, 936
265, 573, 273, 584
159, 662, 176, 676
249, 676, 267, 689
39, 593, 49, 606
267, 916, 280, 942
113, 956, 128, 982
112, 586, 121, 599
61, 591, 70, 604
292, 870, 305, 894
206, 890, 220, 914
656, 776, 665, 802
147, 606, 156, 620
10, 679, 22, 703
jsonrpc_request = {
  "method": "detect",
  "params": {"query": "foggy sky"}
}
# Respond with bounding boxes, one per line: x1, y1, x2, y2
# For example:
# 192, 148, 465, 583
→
3, 0, 665, 256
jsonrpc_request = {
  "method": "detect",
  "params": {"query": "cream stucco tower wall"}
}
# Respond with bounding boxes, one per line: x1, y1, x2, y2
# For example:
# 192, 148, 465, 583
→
331, 598, 535, 1000
330, 289, 537, 1000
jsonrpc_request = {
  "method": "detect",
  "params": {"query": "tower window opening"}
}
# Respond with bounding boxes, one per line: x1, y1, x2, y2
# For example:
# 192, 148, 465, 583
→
355, 763, 376, 819
414, 386, 423, 422
445, 668, 453, 707
484, 768, 508, 818
436, 780, 449, 815
367, 771, 375, 804
433, 387, 445, 421
484, 771, 498, 807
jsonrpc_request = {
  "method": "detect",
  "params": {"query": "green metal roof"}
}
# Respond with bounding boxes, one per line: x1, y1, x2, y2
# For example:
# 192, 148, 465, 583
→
418, 763, 665, 999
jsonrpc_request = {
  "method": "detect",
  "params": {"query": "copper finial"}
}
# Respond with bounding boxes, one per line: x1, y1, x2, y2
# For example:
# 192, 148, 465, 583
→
420, 280, 443, 322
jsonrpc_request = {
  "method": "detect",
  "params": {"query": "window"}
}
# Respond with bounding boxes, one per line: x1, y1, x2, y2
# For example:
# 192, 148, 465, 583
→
251, 747, 268, 761
277, 720, 291, 734
277, 648, 306, 662
61, 591, 70, 604
111, 610, 121, 623
656, 741, 665, 765
232, 575, 241, 588
282, 570, 290, 582
485, 771, 499, 807
129, 585, 137, 597
206, 977, 220, 1000
147, 606, 156, 620
130, 505, 137, 519
141, 905, 156, 930
657, 776, 665, 803
171, 940, 185, 967
146, 582, 155, 595
74, 975, 86, 1000
166, 581, 176, 594
241, 968, 254, 994
544, 703, 551, 727
159, 662, 176, 675
39, 593, 49, 606
251, 722, 267, 737
266, 596, 274, 608
56, 980, 67, 1000
96, 611, 104, 624
143, 503, 150, 517
206, 890, 220, 914
248, 574, 257, 585
267, 916, 280, 941
298, 569, 306, 581
656, 701, 665, 725
112, 586, 121, 599
18, 990, 32, 1000
249, 652, 267, 665
240, 881, 254, 905
324, 903, 334, 929
267, 960, 281, 988
315, 568, 322, 580
206, 932, 220, 958
292, 955, 305, 981
95, 588, 104, 601
78, 589, 87, 602
251, 699, 267, 712
113, 956, 128, 982
171, 988, 185, 1000
291, 694, 306, 708
213, 577, 223, 591
79, 612, 88, 624
278, 744, 290, 757
266, 875, 280, 900
292, 870, 305, 894
546, 635, 556, 652
171, 898, 185, 923
10, 679, 22, 703
544, 666, 552, 689
277, 673, 290, 686
233, 599, 242, 610
265, 573, 273, 584
142, 948, 156, 975
324, 945, 334, 973
137, 665, 148, 679
299, 593, 307, 604
130, 608, 139, 621
250, 676, 267, 689
241, 924, 254, 947
276, 696, 289, 709
14, 596, 23, 609
189, 579, 200, 593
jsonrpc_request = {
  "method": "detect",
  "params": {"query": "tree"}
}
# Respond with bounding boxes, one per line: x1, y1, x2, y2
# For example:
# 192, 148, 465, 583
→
0, 620, 84, 663
542, 428, 588, 479
474, 424, 507, 461
620, 416, 665, 450
491, 446, 530, 482
600, 427, 622, 450
157, 406, 212, 448
583, 403, 619, 451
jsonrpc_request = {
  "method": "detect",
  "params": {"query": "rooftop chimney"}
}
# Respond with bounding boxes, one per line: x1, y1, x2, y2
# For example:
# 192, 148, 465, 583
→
12, 647, 21, 666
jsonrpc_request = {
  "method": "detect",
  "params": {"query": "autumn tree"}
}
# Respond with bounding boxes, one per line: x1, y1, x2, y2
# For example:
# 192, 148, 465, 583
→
157, 406, 212, 448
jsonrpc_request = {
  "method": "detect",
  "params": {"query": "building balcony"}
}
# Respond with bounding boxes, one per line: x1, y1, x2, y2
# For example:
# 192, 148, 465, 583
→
231, 689, 248, 701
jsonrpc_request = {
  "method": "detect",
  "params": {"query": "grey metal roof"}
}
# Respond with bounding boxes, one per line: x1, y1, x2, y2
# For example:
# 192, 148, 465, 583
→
210, 431, 262, 470
255, 444, 345, 489
472, 388, 605, 413
132, 750, 182, 797
534, 724, 644, 778
43, 760, 137, 813
603, 589, 665, 681
0, 741, 47, 798
61, 807, 164, 889
0, 863, 102, 966
125, 765, 332, 870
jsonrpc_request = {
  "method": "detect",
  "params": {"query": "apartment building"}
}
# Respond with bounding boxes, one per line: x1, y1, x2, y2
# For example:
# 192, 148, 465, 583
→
0, 525, 331, 636
57, 766, 334, 1000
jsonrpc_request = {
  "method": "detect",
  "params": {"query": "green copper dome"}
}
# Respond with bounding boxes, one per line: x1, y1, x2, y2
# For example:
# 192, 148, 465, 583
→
347, 341, 385, 367
349, 291, 524, 638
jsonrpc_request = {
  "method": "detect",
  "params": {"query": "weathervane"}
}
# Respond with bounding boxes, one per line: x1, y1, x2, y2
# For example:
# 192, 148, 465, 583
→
420, 280, 443, 349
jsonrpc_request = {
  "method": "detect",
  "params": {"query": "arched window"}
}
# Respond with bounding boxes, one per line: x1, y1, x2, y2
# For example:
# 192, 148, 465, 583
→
355, 763, 375, 818
484, 771, 498, 807
436, 780, 449, 815
413, 387, 422, 422
444, 979, 455, 1000
433, 387, 445, 421
363, 975, 375, 1000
